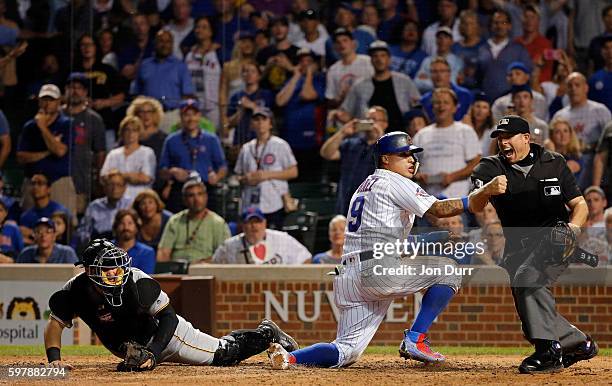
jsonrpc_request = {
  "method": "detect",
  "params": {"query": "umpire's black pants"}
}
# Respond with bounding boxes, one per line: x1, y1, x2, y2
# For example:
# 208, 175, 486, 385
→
504, 249, 586, 350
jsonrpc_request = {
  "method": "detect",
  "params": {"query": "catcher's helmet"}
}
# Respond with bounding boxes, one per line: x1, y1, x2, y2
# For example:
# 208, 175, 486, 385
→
77, 239, 132, 307
375, 131, 423, 156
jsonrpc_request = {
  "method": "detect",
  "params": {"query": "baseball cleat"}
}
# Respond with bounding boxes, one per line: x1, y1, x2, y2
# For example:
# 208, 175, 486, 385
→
259, 319, 300, 352
267, 343, 292, 370
563, 335, 599, 368
399, 331, 445, 363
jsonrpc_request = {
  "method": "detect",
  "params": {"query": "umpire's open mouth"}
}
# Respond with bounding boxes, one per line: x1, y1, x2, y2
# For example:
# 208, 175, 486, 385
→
502, 147, 514, 159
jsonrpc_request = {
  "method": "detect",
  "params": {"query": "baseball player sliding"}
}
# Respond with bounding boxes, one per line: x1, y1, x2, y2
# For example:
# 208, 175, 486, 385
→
44, 239, 298, 371
268, 131, 506, 369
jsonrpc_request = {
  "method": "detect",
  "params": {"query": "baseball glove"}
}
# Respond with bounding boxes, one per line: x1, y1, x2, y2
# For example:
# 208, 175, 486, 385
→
117, 341, 157, 372
544, 221, 577, 265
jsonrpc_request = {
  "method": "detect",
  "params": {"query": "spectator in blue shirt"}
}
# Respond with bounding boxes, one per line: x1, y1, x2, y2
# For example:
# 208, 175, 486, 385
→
16, 218, 78, 264
377, 0, 403, 43
588, 37, 612, 113
451, 9, 485, 90
312, 215, 346, 264
389, 20, 428, 79
275, 47, 326, 182
0, 197, 23, 263
132, 189, 173, 251
226, 60, 274, 146
19, 173, 71, 246
476, 9, 532, 100
159, 99, 228, 213
0, 109, 11, 169
325, 2, 375, 61
420, 57, 473, 122
117, 13, 156, 81
76, 170, 132, 251
112, 209, 156, 274
134, 29, 195, 111
213, 0, 254, 62
16, 84, 77, 217
320, 106, 388, 215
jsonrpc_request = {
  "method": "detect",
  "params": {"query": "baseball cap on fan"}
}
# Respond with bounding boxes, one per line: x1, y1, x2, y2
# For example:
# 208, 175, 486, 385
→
252, 107, 272, 119
490, 115, 530, 138
435, 26, 453, 38
34, 217, 56, 230
179, 98, 201, 113
38, 84, 61, 99
242, 206, 265, 221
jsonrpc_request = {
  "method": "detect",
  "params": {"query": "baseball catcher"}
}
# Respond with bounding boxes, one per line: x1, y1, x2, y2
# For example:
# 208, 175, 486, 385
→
44, 239, 298, 371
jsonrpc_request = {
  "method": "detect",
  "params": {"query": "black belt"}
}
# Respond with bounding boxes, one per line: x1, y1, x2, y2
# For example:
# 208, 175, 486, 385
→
342, 251, 375, 265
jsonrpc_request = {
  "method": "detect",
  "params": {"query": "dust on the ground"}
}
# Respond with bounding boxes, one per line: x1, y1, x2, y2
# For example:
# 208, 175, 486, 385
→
0, 354, 609, 385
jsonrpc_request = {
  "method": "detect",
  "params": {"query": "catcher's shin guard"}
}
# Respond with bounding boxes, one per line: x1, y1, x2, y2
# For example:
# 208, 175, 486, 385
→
212, 325, 274, 366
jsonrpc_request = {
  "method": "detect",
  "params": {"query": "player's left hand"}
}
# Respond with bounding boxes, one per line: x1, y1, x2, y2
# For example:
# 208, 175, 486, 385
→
118, 341, 157, 372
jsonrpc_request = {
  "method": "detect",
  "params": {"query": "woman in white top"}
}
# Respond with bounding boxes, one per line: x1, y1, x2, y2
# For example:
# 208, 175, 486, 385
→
101, 116, 156, 199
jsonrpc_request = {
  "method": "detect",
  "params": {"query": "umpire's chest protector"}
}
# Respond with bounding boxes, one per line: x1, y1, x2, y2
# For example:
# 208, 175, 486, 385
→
472, 147, 579, 231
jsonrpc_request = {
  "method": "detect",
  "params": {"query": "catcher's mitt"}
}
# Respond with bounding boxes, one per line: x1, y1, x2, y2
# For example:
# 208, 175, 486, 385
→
117, 341, 157, 372
544, 221, 577, 265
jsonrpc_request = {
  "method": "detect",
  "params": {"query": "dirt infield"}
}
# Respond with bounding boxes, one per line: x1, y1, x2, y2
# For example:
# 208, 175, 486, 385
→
1, 353, 610, 385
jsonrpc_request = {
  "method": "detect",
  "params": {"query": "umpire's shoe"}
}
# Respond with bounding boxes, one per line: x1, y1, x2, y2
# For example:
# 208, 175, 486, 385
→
259, 319, 299, 352
518, 341, 563, 374
563, 335, 599, 368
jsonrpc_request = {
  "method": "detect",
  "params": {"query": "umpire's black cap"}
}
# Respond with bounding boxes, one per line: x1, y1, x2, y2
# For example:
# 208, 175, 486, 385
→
490, 115, 530, 138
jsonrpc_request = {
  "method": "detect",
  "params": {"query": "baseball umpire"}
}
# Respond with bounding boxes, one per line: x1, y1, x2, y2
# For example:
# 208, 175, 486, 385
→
469, 115, 598, 374
44, 239, 298, 370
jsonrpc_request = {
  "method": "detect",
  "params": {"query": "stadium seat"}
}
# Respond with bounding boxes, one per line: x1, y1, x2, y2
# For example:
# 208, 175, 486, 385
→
289, 182, 337, 199
282, 211, 318, 252
154, 260, 190, 275
298, 197, 336, 216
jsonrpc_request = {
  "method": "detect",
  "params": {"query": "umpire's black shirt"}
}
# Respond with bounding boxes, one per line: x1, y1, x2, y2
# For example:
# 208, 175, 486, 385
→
471, 144, 582, 265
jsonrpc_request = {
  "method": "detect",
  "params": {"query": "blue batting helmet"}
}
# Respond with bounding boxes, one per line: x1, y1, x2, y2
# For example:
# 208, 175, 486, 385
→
375, 131, 423, 156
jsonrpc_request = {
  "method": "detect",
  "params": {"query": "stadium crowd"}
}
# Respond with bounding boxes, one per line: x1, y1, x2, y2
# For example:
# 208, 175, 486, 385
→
0, 0, 611, 270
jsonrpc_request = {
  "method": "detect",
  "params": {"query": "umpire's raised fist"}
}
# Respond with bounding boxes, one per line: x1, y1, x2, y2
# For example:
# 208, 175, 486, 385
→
485, 175, 507, 195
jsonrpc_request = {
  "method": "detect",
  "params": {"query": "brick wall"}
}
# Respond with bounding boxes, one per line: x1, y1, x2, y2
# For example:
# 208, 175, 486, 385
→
213, 280, 612, 348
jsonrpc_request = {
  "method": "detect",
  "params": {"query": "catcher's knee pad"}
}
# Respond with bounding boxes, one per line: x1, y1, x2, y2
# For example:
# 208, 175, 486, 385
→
212, 328, 271, 366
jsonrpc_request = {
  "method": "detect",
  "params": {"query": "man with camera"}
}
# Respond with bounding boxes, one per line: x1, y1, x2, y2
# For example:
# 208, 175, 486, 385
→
320, 105, 387, 215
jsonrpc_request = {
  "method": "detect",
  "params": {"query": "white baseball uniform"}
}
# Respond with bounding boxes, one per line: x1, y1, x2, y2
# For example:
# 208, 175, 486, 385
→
332, 168, 463, 367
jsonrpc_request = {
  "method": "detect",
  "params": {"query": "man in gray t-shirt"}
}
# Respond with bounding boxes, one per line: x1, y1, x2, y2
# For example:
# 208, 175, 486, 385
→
64, 73, 107, 214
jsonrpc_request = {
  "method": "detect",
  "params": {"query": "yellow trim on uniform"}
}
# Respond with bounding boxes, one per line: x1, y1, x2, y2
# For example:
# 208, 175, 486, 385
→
152, 301, 170, 316
50, 313, 72, 329
173, 334, 217, 353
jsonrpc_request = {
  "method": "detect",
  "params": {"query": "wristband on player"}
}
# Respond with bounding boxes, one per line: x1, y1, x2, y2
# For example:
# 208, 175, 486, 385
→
46, 347, 61, 362
461, 196, 470, 214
